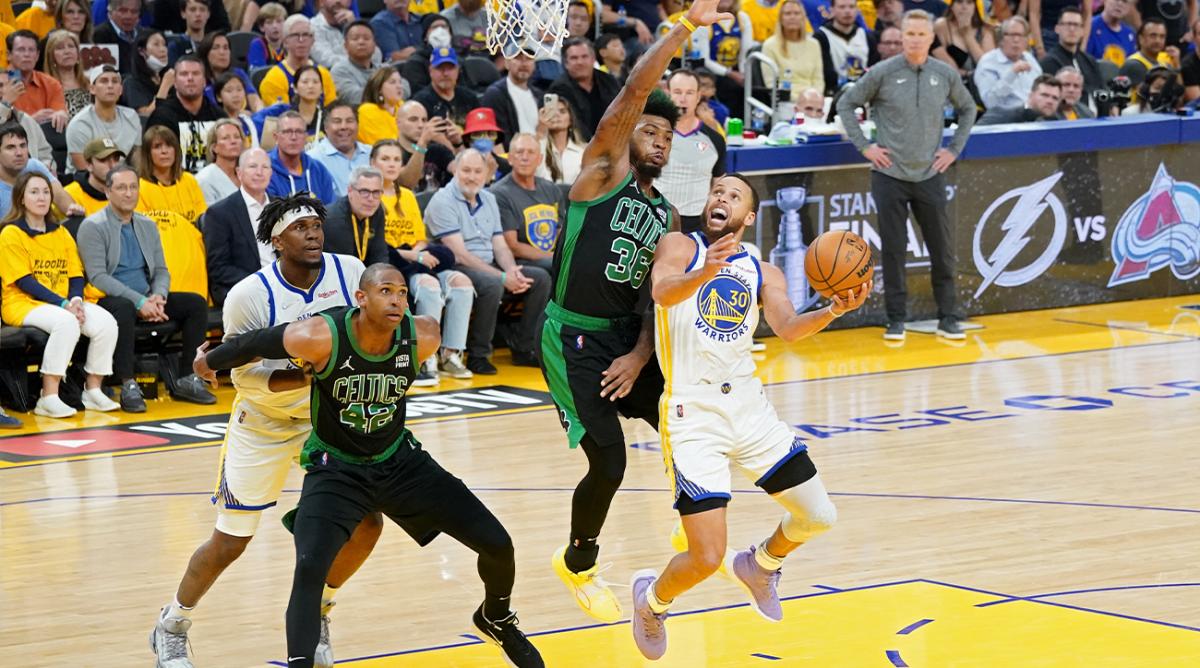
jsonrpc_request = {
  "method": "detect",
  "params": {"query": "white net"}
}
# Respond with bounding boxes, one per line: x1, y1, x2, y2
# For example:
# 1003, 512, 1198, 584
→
485, 0, 570, 60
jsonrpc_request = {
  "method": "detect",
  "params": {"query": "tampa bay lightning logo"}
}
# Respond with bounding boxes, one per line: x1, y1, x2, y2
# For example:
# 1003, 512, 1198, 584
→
696, 274, 752, 340
1108, 164, 1200, 287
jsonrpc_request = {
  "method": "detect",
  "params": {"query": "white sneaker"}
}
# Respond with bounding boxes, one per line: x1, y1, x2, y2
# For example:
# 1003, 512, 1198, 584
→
34, 394, 76, 418
439, 351, 473, 379
149, 606, 194, 668
82, 387, 120, 412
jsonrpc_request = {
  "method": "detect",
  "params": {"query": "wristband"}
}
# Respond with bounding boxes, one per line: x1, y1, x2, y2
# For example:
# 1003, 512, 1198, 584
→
678, 16, 697, 32
411, 142, 428, 154
60, 299, 69, 308
827, 304, 843, 318
417, 250, 425, 264
137, 296, 147, 309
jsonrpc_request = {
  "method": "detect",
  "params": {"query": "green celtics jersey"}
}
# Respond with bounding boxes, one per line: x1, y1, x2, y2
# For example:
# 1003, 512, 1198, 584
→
308, 306, 418, 461
552, 171, 671, 319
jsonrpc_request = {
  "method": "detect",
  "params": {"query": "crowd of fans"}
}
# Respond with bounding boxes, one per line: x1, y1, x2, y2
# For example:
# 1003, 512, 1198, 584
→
0, 0, 1195, 426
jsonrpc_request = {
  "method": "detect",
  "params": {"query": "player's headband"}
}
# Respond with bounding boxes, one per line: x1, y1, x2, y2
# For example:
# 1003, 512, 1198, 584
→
271, 206, 320, 238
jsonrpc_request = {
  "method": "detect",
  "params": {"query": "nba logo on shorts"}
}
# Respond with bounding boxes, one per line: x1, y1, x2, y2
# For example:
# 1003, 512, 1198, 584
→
1108, 164, 1200, 286
575, 335, 584, 350
676, 404, 683, 418
695, 274, 752, 341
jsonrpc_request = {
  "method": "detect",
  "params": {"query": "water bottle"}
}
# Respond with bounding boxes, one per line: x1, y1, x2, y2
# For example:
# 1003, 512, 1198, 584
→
773, 70, 795, 128
768, 187, 814, 313
750, 107, 769, 133
726, 117, 744, 145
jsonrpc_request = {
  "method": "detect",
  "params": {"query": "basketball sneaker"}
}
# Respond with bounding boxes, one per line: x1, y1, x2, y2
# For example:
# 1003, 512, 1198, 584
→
149, 606, 194, 668
551, 545, 622, 622
440, 351, 473, 379
731, 546, 784, 622
630, 569, 668, 660
471, 605, 544, 667
314, 601, 335, 668
669, 521, 733, 578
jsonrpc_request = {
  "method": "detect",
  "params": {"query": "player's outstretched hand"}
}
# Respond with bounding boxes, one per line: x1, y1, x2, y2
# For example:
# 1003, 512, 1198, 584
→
600, 350, 648, 401
830, 280, 872, 315
194, 342, 218, 388
685, 0, 735, 28
701, 233, 738, 278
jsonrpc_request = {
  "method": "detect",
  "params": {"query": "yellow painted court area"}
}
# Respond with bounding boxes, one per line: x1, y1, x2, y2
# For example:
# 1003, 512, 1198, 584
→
338, 580, 1200, 667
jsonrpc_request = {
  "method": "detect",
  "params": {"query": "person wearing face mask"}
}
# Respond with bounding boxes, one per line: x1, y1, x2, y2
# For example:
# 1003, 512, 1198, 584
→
122, 30, 176, 117
461, 107, 510, 179
404, 15, 454, 92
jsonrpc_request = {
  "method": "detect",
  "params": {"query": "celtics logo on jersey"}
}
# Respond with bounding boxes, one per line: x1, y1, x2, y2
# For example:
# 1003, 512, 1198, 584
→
332, 373, 409, 434
524, 203, 559, 252
695, 273, 753, 342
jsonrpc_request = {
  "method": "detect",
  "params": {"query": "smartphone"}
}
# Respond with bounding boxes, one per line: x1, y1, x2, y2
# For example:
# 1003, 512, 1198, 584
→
543, 93, 558, 108
7, 69, 20, 84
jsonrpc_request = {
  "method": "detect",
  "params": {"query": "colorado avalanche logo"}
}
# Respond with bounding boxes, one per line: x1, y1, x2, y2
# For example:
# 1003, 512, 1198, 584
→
695, 274, 752, 341
1108, 164, 1200, 287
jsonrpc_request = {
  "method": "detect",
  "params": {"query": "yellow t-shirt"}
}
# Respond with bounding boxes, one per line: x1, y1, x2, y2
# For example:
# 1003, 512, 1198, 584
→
0, 22, 13, 69
358, 102, 401, 146
382, 188, 426, 248
136, 174, 209, 299
410, 0, 456, 14
0, 223, 84, 325
743, 0, 781, 42
0, 0, 15, 26
63, 181, 107, 217
14, 6, 54, 38
258, 61, 338, 106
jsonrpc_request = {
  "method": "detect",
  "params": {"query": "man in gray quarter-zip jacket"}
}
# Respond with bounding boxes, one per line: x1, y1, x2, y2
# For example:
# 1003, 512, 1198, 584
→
836, 9, 976, 342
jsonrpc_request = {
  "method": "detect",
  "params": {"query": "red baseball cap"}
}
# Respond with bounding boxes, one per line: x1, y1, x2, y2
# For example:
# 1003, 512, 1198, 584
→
463, 107, 502, 135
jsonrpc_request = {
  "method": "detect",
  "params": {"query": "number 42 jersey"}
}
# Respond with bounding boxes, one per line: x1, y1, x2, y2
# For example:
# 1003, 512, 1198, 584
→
552, 171, 671, 319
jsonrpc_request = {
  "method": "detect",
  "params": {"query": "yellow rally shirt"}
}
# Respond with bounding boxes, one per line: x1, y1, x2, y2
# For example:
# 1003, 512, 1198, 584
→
136, 175, 210, 299
63, 181, 108, 217
358, 102, 402, 146
258, 62, 338, 106
382, 188, 426, 248
0, 223, 84, 325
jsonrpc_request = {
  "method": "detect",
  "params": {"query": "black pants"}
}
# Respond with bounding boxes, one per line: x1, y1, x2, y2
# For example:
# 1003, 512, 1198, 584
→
872, 171, 957, 323
98, 291, 209, 380
456, 262, 551, 359
285, 446, 514, 668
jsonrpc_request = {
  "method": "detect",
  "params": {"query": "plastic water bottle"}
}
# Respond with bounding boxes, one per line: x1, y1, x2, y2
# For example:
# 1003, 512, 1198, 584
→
768, 186, 813, 313
750, 107, 769, 133
773, 69, 795, 127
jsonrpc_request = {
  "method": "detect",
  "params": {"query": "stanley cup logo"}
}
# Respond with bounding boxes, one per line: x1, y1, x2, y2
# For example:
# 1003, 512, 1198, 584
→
767, 187, 819, 314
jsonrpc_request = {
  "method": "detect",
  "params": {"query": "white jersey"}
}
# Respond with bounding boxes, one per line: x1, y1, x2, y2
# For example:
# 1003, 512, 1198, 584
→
656, 232, 762, 387
222, 252, 366, 419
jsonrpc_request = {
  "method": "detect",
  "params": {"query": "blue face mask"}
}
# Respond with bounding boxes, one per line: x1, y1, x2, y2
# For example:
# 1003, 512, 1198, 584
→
472, 137, 494, 154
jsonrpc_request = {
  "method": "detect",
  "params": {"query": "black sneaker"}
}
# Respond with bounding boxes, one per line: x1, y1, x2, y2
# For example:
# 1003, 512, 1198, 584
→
510, 350, 540, 368
467, 356, 498, 375
172, 374, 217, 405
471, 605, 544, 668
883, 322, 906, 341
936, 317, 965, 340
121, 379, 147, 413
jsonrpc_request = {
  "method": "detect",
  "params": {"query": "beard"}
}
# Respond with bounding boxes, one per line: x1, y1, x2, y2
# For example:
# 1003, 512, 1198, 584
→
633, 159, 663, 180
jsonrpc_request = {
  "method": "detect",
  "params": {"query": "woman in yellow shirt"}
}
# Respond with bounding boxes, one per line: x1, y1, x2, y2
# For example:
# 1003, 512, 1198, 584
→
370, 139, 474, 383
0, 172, 120, 418
761, 0, 824, 97
358, 68, 406, 145
136, 126, 210, 299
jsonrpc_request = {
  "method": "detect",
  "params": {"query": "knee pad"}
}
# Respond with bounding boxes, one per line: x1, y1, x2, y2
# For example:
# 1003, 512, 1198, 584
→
774, 475, 837, 544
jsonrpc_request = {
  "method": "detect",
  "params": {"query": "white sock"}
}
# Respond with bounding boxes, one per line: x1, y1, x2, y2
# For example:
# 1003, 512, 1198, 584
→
755, 541, 785, 572
168, 597, 194, 620
322, 584, 338, 610
647, 581, 672, 614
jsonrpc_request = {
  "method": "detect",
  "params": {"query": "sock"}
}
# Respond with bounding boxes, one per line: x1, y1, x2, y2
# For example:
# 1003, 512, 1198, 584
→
564, 537, 599, 573
483, 594, 512, 621
755, 540, 786, 572
647, 580, 672, 615
321, 584, 338, 611
167, 597, 194, 620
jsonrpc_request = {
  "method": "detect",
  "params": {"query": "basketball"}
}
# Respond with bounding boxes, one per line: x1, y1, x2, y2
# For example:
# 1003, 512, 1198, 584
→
804, 230, 874, 298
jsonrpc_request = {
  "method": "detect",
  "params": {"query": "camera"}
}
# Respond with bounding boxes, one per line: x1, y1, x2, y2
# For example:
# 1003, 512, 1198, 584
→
1093, 76, 1132, 117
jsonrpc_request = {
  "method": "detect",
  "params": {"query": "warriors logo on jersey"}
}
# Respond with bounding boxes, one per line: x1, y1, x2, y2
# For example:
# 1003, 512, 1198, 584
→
524, 203, 560, 252
696, 273, 753, 341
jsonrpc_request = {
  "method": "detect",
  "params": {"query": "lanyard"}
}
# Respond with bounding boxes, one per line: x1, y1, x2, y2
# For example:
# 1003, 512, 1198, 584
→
350, 215, 371, 261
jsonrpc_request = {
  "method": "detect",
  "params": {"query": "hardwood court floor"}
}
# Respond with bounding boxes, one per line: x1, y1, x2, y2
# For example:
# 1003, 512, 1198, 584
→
2, 296, 1199, 667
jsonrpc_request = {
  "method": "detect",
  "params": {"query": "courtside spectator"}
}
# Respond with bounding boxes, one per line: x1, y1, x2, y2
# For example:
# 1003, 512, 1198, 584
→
877, 24, 905, 58
167, 0, 210, 63
490, 133, 564, 275
259, 65, 326, 146
413, 47, 481, 131
357, 68, 407, 145
313, 0, 371, 68
440, 0, 488, 52
196, 119, 247, 205
1038, 7, 1103, 95
15, 0, 59, 38
680, 0, 757, 107
202, 147, 275, 306
481, 49, 543, 140
65, 139, 125, 216
200, 32, 264, 112
122, 31, 173, 117
1055, 66, 1095, 118
213, 73, 263, 146
152, 0, 231, 34
1119, 18, 1181, 89
258, 15, 339, 106
0, 123, 80, 219
978, 73, 1064, 123
324, 166, 391, 264
9, 30, 68, 131
814, 0, 878, 95
66, 65, 142, 171
762, 0, 824, 95
596, 33, 629, 81
975, 16, 1043, 110
94, 0, 147, 76
933, 0, 994, 76
534, 96, 586, 184
309, 101, 372, 194
246, 2, 288, 67
548, 37, 621, 140
55, 0, 95, 42
1138, 0, 1192, 47
135, 126, 210, 298
146, 55, 226, 172
43, 30, 92, 118
332, 21, 392, 105
267, 111, 337, 203
398, 100, 455, 191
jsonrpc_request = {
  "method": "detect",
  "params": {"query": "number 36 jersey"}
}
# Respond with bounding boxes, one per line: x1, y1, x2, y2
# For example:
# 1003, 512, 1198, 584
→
656, 232, 762, 387
553, 171, 671, 319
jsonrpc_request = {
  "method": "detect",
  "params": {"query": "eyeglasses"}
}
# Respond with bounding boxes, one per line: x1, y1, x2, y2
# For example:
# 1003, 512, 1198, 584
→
352, 187, 383, 198
1002, 31, 1027, 38
276, 128, 306, 136
286, 32, 314, 40
1058, 21, 1083, 28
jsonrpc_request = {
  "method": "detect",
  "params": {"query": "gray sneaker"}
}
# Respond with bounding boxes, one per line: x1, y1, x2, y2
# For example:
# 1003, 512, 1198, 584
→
630, 569, 668, 660
172, 373, 217, 405
731, 546, 784, 622
149, 606, 194, 668
121, 379, 147, 413
413, 357, 439, 387
439, 351, 473, 379
314, 611, 334, 668
936, 317, 965, 340
883, 322, 906, 341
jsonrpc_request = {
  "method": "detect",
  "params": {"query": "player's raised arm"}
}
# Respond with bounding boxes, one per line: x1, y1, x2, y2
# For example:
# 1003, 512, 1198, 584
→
194, 317, 335, 385
651, 231, 738, 307
571, 0, 733, 202
761, 262, 872, 342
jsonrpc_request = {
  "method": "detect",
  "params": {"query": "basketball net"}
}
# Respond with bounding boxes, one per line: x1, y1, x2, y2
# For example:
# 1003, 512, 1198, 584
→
485, 0, 569, 59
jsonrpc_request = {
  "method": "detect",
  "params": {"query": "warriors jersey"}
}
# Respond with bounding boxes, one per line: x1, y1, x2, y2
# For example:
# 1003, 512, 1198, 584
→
222, 253, 366, 419
553, 171, 671, 319
710, 18, 744, 69
656, 233, 762, 387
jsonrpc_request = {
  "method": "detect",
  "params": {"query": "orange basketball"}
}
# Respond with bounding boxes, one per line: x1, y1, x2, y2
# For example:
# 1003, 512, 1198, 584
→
804, 230, 875, 298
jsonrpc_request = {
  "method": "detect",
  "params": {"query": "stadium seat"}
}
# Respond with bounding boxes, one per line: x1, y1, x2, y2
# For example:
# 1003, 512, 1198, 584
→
416, 189, 435, 214
250, 65, 272, 92
358, 0, 384, 19
463, 56, 501, 91
226, 31, 260, 73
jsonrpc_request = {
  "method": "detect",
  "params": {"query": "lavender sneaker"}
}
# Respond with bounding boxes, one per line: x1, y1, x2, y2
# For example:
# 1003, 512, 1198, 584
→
731, 546, 784, 622
630, 569, 669, 660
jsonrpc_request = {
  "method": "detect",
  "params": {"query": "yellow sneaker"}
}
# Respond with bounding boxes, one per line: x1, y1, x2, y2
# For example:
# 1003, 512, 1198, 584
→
551, 545, 623, 623
669, 520, 733, 578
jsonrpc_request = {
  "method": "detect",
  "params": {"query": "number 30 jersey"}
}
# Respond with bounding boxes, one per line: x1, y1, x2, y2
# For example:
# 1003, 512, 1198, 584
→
553, 171, 671, 319
656, 232, 762, 387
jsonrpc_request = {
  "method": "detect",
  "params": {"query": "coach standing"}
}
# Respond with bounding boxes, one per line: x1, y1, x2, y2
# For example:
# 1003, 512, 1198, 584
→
836, 9, 976, 342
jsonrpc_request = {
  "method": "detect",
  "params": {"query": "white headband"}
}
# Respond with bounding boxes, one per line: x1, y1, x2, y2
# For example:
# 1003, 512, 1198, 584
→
271, 206, 320, 238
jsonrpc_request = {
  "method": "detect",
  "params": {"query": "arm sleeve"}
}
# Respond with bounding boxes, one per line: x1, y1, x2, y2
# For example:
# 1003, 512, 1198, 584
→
223, 278, 281, 392
207, 322, 292, 369
68, 276, 84, 300
368, 214, 390, 265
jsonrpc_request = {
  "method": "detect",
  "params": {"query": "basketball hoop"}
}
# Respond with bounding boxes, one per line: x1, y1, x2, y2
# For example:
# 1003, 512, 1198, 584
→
486, 0, 569, 60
